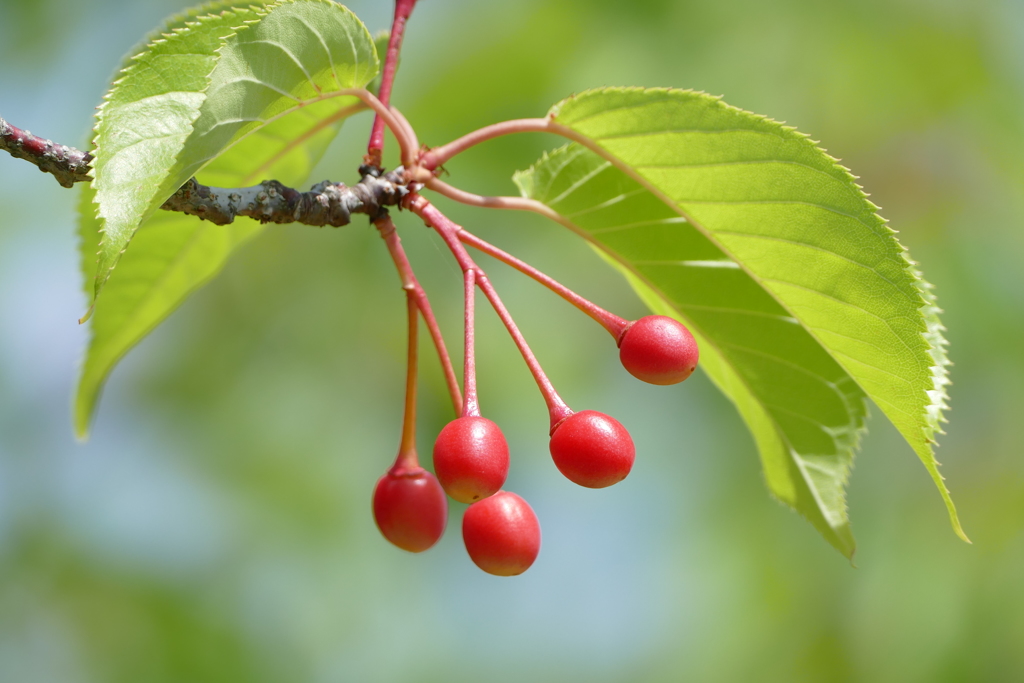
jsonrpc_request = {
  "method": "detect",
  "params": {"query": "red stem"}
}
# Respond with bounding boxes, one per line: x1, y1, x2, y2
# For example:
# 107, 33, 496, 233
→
458, 229, 630, 340
367, 0, 419, 168
419, 118, 552, 171
394, 291, 420, 469
423, 176, 561, 218
375, 215, 463, 415
475, 273, 572, 431
389, 105, 420, 159
462, 269, 480, 418
407, 194, 573, 431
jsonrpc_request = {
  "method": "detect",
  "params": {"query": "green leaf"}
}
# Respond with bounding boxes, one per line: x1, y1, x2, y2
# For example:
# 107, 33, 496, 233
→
76, 0, 379, 437
158, 0, 378, 192
517, 146, 863, 557
89, 0, 378, 300
120, 2, 265, 71
89, 4, 259, 300
76, 187, 262, 439
516, 87, 964, 554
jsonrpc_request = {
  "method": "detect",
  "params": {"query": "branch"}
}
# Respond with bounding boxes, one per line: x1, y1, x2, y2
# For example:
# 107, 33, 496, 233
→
0, 117, 92, 188
1, 112, 413, 227
2, 84, 413, 188
160, 167, 409, 227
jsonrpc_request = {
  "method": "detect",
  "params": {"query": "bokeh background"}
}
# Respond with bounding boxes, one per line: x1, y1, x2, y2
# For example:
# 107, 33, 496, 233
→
2, 0, 1022, 680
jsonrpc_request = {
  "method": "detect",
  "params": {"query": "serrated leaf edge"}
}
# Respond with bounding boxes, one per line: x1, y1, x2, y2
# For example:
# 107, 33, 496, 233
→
543, 86, 964, 541
87, 3, 272, 307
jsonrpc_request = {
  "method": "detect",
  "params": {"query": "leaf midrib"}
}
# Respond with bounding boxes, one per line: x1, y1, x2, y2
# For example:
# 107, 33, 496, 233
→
548, 120, 926, 427
718, 231, 914, 300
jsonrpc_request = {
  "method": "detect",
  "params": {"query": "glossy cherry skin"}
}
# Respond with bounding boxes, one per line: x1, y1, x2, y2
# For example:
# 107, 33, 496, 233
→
549, 410, 635, 488
462, 491, 541, 576
433, 416, 510, 503
372, 465, 448, 553
618, 315, 699, 385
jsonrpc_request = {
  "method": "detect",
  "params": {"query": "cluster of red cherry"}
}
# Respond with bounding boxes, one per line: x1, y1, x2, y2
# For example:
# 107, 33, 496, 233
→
370, 205, 698, 576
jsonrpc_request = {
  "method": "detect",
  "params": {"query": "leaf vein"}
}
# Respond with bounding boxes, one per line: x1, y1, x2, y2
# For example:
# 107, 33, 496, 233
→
713, 230, 915, 304
563, 188, 646, 218
547, 160, 613, 206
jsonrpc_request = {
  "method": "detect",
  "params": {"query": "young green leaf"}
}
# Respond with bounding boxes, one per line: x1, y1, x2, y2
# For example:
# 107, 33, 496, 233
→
517, 87, 964, 552
76, 0, 379, 437
89, 4, 259, 300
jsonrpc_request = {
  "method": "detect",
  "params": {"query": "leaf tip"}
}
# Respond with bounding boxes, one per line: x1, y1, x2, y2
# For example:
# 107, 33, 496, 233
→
74, 424, 91, 443
78, 305, 95, 325
73, 397, 93, 442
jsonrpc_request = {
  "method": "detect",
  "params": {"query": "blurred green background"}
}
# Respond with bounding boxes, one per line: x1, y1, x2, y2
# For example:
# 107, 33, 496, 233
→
1, 0, 1022, 680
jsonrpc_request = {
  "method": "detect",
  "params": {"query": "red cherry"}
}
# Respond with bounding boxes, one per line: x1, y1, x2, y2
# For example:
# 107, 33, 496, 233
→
549, 410, 635, 488
462, 491, 541, 576
433, 416, 510, 504
372, 465, 448, 552
618, 315, 699, 385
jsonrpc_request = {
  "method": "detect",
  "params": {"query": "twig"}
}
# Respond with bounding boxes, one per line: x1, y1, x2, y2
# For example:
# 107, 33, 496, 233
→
0, 117, 92, 188
2, 86, 413, 189
160, 168, 409, 226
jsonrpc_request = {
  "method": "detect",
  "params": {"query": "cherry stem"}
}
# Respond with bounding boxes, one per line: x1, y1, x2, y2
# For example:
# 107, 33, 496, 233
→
389, 105, 420, 159
423, 176, 561, 220
407, 194, 574, 431
462, 269, 480, 418
374, 215, 463, 416
476, 273, 573, 431
367, 0, 419, 168
458, 229, 630, 340
420, 180, 636, 343
328, 88, 415, 166
394, 291, 420, 469
419, 118, 553, 171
